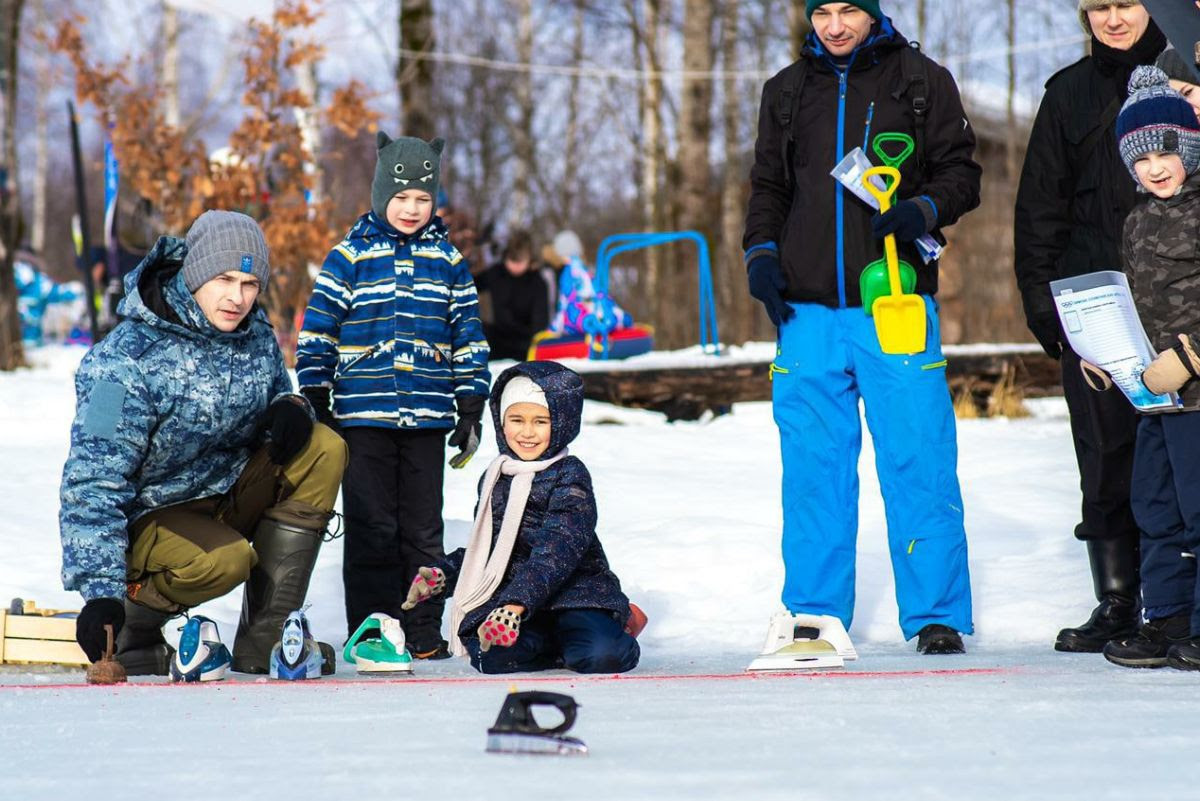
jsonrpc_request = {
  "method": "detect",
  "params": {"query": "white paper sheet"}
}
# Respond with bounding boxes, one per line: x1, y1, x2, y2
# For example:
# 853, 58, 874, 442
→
1051, 270, 1180, 411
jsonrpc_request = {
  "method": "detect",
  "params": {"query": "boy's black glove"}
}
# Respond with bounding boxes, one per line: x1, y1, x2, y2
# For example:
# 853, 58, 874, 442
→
872, 198, 934, 243
300, 386, 339, 431
76, 598, 125, 663
747, 250, 794, 327
448, 395, 485, 469
263, 397, 313, 465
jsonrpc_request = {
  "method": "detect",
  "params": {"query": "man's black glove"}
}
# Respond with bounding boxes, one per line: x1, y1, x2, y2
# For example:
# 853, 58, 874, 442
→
76, 598, 125, 663
448, 395, 485, 469
747, 250, 794, 327
872, 198, 934, 243
1029, 315, 1062, 360
263, 397, 313, 465
300, 386, 339, 431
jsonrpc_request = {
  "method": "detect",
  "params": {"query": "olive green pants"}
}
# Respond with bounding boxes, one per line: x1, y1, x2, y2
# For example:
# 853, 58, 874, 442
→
126, 424, 348, 612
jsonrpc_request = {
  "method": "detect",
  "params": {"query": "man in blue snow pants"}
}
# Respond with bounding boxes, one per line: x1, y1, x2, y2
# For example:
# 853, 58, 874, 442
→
743, 0, 980, 653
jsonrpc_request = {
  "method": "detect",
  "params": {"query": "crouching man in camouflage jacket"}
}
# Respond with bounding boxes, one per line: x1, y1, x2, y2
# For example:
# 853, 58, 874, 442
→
60, 211, 348, 675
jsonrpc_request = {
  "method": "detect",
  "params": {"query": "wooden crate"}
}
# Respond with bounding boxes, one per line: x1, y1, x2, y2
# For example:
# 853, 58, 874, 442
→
0, 604, 89, 667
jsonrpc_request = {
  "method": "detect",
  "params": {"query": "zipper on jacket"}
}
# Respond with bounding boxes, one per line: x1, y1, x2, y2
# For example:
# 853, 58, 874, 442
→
862, 101, 875, 151
836, 69, 848, 309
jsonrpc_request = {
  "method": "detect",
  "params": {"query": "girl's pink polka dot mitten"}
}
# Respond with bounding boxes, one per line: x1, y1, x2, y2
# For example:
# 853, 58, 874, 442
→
478, 607, 522, 652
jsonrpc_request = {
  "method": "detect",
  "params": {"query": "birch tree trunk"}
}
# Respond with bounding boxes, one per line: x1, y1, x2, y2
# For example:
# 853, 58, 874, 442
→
294, 60, 324, 204
0, 0, 27, 370
510, 0, 534, 227
398, 0, 436, 139
673, 0, 715, 348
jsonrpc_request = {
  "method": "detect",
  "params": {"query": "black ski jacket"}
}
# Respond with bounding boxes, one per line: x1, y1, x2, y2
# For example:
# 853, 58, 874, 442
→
1013, 26, 1166, 357
743, 18, 980, 308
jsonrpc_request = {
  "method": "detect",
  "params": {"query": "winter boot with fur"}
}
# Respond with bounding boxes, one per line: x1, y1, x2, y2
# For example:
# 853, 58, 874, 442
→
115, 598, 175, 676
1055, 536, 1141, 653
231, 501, 333, 674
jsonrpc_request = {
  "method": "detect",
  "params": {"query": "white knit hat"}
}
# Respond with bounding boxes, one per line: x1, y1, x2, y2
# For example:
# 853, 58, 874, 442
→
500, 375, 548, 417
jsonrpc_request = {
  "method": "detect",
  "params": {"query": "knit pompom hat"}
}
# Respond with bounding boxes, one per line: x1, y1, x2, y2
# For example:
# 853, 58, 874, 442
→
1116, 66, 1200, 179
1078, 0, 1142, 35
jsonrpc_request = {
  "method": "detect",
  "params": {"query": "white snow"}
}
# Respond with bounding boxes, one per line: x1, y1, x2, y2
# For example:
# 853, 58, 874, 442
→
1, 345, 1196, 801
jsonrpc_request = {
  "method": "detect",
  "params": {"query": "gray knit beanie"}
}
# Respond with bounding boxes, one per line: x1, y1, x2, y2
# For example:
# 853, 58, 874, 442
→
371, 131, 444, 223
1078, 0, 1142, 35
1156, 47, 1199, 85
1116, 66, 1200, 180
182, 210, 270, 292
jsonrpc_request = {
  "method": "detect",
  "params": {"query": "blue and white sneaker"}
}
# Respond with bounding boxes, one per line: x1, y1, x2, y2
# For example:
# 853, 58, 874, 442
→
170, 616, 232, 683
269, 609, 326, 680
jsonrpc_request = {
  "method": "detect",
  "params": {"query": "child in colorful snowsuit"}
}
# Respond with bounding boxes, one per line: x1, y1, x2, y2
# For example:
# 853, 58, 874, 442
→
1098, 66, 1200, 669
401, 361, 642, 674
296, 132, 491, 658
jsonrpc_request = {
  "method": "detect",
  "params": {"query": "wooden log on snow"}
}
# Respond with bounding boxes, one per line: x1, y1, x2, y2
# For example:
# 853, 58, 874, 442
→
578, 346, 1061, 420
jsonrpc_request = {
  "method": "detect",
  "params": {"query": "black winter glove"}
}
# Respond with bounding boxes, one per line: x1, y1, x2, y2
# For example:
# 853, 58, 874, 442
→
76, 598, 125, 663
448, 395, 486, 469
747, 249, 794, 327
263, 396, 314, 466
300, 386, 339, 431
872, 198, 934, 243
1028, 315, 1062, 360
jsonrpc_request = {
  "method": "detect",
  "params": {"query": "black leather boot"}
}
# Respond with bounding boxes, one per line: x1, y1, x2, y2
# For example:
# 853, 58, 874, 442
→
1103, 613, 1191, 668
1055, 536, 1141, 653
115, 599, 174, 676
231, 505, 329, 674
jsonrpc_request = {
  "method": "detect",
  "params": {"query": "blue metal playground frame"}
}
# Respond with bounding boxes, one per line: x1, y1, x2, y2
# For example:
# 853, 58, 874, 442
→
592, 231, 720, 359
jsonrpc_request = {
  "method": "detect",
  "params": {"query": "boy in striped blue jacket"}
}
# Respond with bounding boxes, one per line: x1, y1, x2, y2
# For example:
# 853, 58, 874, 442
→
296, 132, 491, 658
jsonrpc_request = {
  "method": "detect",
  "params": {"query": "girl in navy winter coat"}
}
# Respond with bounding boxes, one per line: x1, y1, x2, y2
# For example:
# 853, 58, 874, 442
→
402, 361, 643, 674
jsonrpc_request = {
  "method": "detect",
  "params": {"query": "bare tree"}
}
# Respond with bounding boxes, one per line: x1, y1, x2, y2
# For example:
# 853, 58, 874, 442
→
718, 0, 752, 344
510, 0, 534, 227
560, 0, 585, 226
672, 0, 716, 348
161, 0, 180, 128
0, 0, 27, 370
398, 0, 436, 138
639, 0, 665, 307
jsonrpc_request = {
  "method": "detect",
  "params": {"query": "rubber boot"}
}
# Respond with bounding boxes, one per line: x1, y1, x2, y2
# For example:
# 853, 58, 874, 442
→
231, 506, 327, 674
1055, 536, 1141, 653
115, 599, 175, 676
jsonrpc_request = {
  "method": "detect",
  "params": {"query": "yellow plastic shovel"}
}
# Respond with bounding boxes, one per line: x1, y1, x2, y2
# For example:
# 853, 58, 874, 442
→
861, 166, 926, 355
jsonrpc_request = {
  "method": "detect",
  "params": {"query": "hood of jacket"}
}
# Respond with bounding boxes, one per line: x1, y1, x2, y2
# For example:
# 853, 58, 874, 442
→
489, 361, 583, 459
117, 234, 270, 342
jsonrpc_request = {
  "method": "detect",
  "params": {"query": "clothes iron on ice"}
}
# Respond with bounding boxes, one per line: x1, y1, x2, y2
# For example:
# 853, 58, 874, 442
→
269, 609, 336, 680
486, 691, 588, 756
342, 613, 413, 675
747, 613, 858, 672
170, 615, 232, 682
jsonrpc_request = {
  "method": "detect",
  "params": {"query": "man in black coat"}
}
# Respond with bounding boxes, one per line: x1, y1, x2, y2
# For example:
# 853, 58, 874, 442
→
476, 230, 553, 361
1014, 1, 1166, 653
743, 0, 980, 655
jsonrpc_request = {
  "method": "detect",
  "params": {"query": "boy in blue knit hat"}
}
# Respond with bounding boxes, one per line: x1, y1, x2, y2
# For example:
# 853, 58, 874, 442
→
1093, 66, 1200, 670
296, 132, 491, 659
